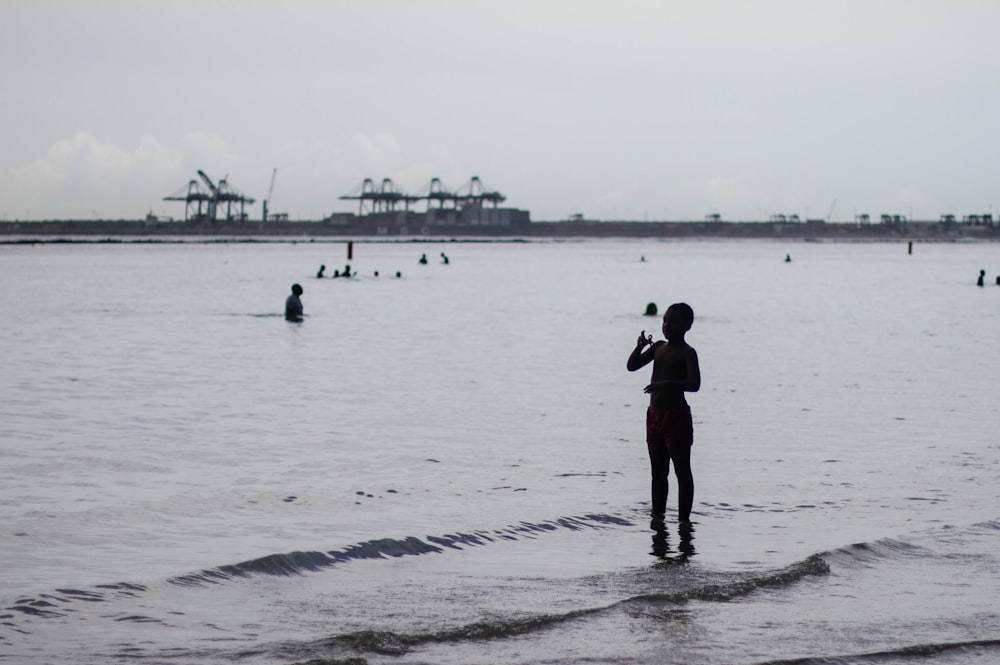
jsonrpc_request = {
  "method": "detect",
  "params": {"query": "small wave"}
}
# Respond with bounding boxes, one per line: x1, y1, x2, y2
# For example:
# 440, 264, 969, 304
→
5, 600, 66, 619
1, 584, 149, 626
274, 610, 597, 662
169, 512, 635, 587
627, 553, 830, 604
819, 536, 930, 570
285, 612, 593, 659
111, 613, 172, 626
0, 512, 634, 631
268, 554, 831, 661
753, 638, 1000, 664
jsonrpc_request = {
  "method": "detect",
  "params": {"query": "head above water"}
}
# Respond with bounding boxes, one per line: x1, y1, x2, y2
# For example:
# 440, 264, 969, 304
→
291, 283, 303, 296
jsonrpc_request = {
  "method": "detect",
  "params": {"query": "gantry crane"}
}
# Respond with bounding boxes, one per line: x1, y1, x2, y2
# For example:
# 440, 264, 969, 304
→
197, 170, 220, 220
339, 177, 419, 215
163, 170, 255, 222
163, 178, 214, 222
339, 176, 507, 215
410, 177, 460, 209
456, 176, 505, 208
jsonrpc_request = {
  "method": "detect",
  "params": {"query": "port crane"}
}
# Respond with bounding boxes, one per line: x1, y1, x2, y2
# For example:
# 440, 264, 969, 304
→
408, 177, 465, 209
456, 176, 506, 208
163, 178, 215, 222
261, 168, 286, 222
339, 176, 508, 215
339, 178, 419, 215
164, 170, 255, 222
197, 170, 220, 220
210, 172, 256, 221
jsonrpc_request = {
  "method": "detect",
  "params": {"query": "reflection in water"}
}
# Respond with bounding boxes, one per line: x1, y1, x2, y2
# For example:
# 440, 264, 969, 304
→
650, 518, 695, 563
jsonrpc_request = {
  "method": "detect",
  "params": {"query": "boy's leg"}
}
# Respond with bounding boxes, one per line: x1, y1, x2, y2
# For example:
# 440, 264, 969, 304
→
668, 443, 694, 523
646, 438, 670, 516
646, 408, 671, 516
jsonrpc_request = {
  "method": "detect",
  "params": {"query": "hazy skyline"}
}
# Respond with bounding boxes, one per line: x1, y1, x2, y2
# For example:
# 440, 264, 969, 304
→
2, 0, 997, 222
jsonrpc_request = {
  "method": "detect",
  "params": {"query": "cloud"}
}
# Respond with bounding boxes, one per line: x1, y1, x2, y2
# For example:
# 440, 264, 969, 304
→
0, 132, 176, 218
353, 133, 402, 167
0, 132, 253, 219
6, 132, 169, 188
0, 131, 429, 221
177, 132, 245, 180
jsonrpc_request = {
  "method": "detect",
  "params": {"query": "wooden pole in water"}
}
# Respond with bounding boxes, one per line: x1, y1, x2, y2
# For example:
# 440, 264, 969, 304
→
908, 241, 913, 255
347, 241, 354, 260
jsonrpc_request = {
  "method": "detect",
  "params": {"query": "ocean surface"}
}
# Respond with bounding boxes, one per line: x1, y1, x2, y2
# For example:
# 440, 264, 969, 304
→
1, 238, 998, 665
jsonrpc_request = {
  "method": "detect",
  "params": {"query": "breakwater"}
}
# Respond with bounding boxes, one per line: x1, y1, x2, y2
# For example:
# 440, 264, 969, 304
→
1, 218, 996, 241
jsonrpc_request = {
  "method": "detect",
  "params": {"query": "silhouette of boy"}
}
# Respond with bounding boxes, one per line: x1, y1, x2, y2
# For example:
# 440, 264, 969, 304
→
285, 283, 304, 321
627, 302, 701, 524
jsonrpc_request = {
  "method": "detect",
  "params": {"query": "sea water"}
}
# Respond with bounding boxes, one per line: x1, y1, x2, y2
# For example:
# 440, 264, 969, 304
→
1, 238, 998, 664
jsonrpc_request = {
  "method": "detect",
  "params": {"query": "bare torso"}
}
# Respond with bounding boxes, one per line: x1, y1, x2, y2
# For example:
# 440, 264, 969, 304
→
648, 341, 695, 409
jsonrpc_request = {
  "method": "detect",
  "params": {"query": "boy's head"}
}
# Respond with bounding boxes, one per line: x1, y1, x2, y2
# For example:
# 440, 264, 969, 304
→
291, 283, 303, 296
663, 302, 694, 337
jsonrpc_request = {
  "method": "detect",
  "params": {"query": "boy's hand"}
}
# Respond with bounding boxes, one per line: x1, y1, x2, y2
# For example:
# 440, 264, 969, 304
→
637, 330, 654, 348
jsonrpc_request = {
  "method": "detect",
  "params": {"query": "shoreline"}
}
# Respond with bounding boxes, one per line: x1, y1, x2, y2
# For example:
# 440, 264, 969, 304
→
1, 218, 997, 244
3, 236, 997, 246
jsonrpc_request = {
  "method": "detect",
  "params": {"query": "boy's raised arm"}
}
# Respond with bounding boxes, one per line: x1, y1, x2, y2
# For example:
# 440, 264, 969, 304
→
627, 331, 656, 371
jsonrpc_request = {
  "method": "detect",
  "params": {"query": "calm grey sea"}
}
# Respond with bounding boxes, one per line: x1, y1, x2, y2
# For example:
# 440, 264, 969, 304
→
1, 238, 999, 664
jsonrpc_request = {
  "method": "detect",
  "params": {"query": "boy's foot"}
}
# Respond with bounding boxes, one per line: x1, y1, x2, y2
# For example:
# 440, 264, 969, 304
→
650, 512, 666, 529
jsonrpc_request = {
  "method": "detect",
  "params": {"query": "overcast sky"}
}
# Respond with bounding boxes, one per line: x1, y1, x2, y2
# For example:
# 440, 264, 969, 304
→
1, 0, 997, 222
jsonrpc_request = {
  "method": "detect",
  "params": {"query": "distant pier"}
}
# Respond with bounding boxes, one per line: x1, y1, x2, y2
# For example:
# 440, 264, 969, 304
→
1, 217, 997, 241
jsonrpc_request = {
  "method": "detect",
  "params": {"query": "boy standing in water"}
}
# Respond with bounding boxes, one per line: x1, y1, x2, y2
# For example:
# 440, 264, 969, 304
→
627, 302, 701, 524
285, 283, 304, 321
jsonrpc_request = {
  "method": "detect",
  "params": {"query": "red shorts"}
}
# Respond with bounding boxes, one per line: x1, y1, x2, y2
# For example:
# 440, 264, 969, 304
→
646, 405, 693, 449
